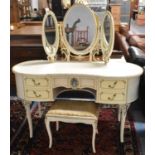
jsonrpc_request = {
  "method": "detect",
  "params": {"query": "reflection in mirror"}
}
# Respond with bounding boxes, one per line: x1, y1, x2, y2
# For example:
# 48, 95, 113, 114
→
104, 15, 111, 43
45, 15, 56, 45
63, 4, 97, 52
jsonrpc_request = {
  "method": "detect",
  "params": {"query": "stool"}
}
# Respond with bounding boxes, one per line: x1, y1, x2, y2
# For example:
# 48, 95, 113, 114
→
45, 100, 99, 153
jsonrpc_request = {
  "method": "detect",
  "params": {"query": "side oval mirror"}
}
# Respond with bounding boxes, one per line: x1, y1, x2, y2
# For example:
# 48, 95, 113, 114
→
42, 11, 59, 61
101, 11, 115, 62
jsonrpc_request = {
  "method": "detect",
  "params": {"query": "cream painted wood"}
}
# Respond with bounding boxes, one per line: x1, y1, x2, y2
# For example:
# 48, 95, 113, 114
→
45, 101, 99, 153
97, 79, 127, 104
23, 75, 53, 101
45, 117, 98, 153
12, 60, 143, 143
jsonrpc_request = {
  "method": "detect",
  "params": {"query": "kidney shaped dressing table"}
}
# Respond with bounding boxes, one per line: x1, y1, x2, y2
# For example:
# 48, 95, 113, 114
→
12, 3, 143, 143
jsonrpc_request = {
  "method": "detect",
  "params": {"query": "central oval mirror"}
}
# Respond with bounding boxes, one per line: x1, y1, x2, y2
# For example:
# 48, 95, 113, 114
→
63, 4, 98, 55
42, 11, 59, 61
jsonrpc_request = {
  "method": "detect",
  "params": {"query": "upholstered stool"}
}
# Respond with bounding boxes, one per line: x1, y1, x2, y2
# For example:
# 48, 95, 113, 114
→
45, 100, 99, 153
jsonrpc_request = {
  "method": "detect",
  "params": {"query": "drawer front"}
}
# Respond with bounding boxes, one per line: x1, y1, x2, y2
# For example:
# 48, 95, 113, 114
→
100, 80, 126, 89
53, 78, 69, 88
100, 91, 126, 103
80, 78, 96, 89
24, 77, 50, 87
25, 89, 51, 100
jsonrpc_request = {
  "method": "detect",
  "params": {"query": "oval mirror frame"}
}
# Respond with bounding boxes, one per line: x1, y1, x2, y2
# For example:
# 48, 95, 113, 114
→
42, 11, 59, 61
101, 11, 115, 61
62, 4, 98, 56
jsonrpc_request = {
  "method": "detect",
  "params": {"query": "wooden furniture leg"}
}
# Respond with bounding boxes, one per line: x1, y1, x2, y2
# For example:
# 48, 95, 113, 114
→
92, 122, 97, 153
44, 101, 99, 153
45, 118, 52, 148
118, 105, 121, 122
23, 100, 33, 138
120, 103, 130, 143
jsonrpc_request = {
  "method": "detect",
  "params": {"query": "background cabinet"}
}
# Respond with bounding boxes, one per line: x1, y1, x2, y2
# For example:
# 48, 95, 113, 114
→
110, 4, 121, 31
10, 25, 47, 94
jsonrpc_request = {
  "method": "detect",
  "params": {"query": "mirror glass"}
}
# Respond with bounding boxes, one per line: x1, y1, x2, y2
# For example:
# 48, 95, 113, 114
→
63, 4, 97, 52
103, 15, 111, 44
100, 11, 115, 61
42, 11, 59, 61
44, 15, 56, 45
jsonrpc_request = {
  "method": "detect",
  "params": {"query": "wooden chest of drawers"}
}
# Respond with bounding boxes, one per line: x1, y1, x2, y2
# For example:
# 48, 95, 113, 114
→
110, 4, 121, 31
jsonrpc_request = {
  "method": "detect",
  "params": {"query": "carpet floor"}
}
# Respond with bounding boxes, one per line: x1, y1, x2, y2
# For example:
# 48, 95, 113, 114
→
10, 100, 140, 155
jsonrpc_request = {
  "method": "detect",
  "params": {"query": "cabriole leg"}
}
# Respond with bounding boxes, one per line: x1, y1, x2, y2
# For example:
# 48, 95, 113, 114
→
45, 118, 53, 148
120, 103, 131, 143
23, 100, 33, 138
118, 105, 121, 122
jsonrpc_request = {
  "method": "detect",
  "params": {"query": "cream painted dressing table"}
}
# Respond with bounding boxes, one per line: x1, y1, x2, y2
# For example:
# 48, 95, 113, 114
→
12, 60, 143, 142
12, 3, 143, 143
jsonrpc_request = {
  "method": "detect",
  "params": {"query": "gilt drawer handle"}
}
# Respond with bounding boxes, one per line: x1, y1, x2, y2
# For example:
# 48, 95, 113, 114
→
33, 91, 41, 98
108, 81, 118, 88
32, 79, 41, 86
108, 93, 116, 101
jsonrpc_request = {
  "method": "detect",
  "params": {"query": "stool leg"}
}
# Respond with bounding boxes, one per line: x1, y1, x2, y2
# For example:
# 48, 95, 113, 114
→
118, 105, 121, 122
96, 119, 99, 134
45, 118, 52, 148
92, 123, 97, 153
38, 102, 42, 118
56, 121, 59, 131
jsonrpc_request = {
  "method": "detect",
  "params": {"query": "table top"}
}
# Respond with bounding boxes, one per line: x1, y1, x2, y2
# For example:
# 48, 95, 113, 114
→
12, 59, 143, 78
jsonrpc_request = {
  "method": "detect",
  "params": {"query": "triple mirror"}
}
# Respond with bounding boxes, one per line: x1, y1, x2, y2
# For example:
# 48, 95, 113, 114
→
42, 3, 114, 62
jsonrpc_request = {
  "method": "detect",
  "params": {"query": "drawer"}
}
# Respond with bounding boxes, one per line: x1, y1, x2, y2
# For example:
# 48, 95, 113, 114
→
25, 89, 51, 100
100, 80, 126, 89
80, 78, 96, 89
100, 91, 125, 102
53, 78, 69, 88
24, 77, 50, 87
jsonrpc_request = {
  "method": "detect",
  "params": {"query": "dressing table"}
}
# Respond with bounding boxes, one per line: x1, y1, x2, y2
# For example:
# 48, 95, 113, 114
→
12, 3, 143, 144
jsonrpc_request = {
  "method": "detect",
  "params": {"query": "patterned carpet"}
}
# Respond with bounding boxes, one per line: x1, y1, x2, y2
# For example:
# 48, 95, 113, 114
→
10, 100, 140, 155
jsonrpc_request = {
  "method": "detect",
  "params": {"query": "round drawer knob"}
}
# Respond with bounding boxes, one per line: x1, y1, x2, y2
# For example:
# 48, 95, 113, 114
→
70, 78, 79, 89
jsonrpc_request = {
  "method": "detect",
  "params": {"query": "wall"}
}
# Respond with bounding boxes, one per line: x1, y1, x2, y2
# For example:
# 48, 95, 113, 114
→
31, 0, 38, 10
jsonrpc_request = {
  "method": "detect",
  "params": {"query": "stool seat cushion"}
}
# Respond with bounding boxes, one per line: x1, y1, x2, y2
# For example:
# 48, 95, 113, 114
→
46, 100, 98, 120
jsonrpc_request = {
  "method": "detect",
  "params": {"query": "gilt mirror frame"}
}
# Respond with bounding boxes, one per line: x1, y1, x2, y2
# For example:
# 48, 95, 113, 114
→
61, 3, 98, 57
42, 10, 59, 62
101, 11, 115, 62
42, 3, 115, 62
